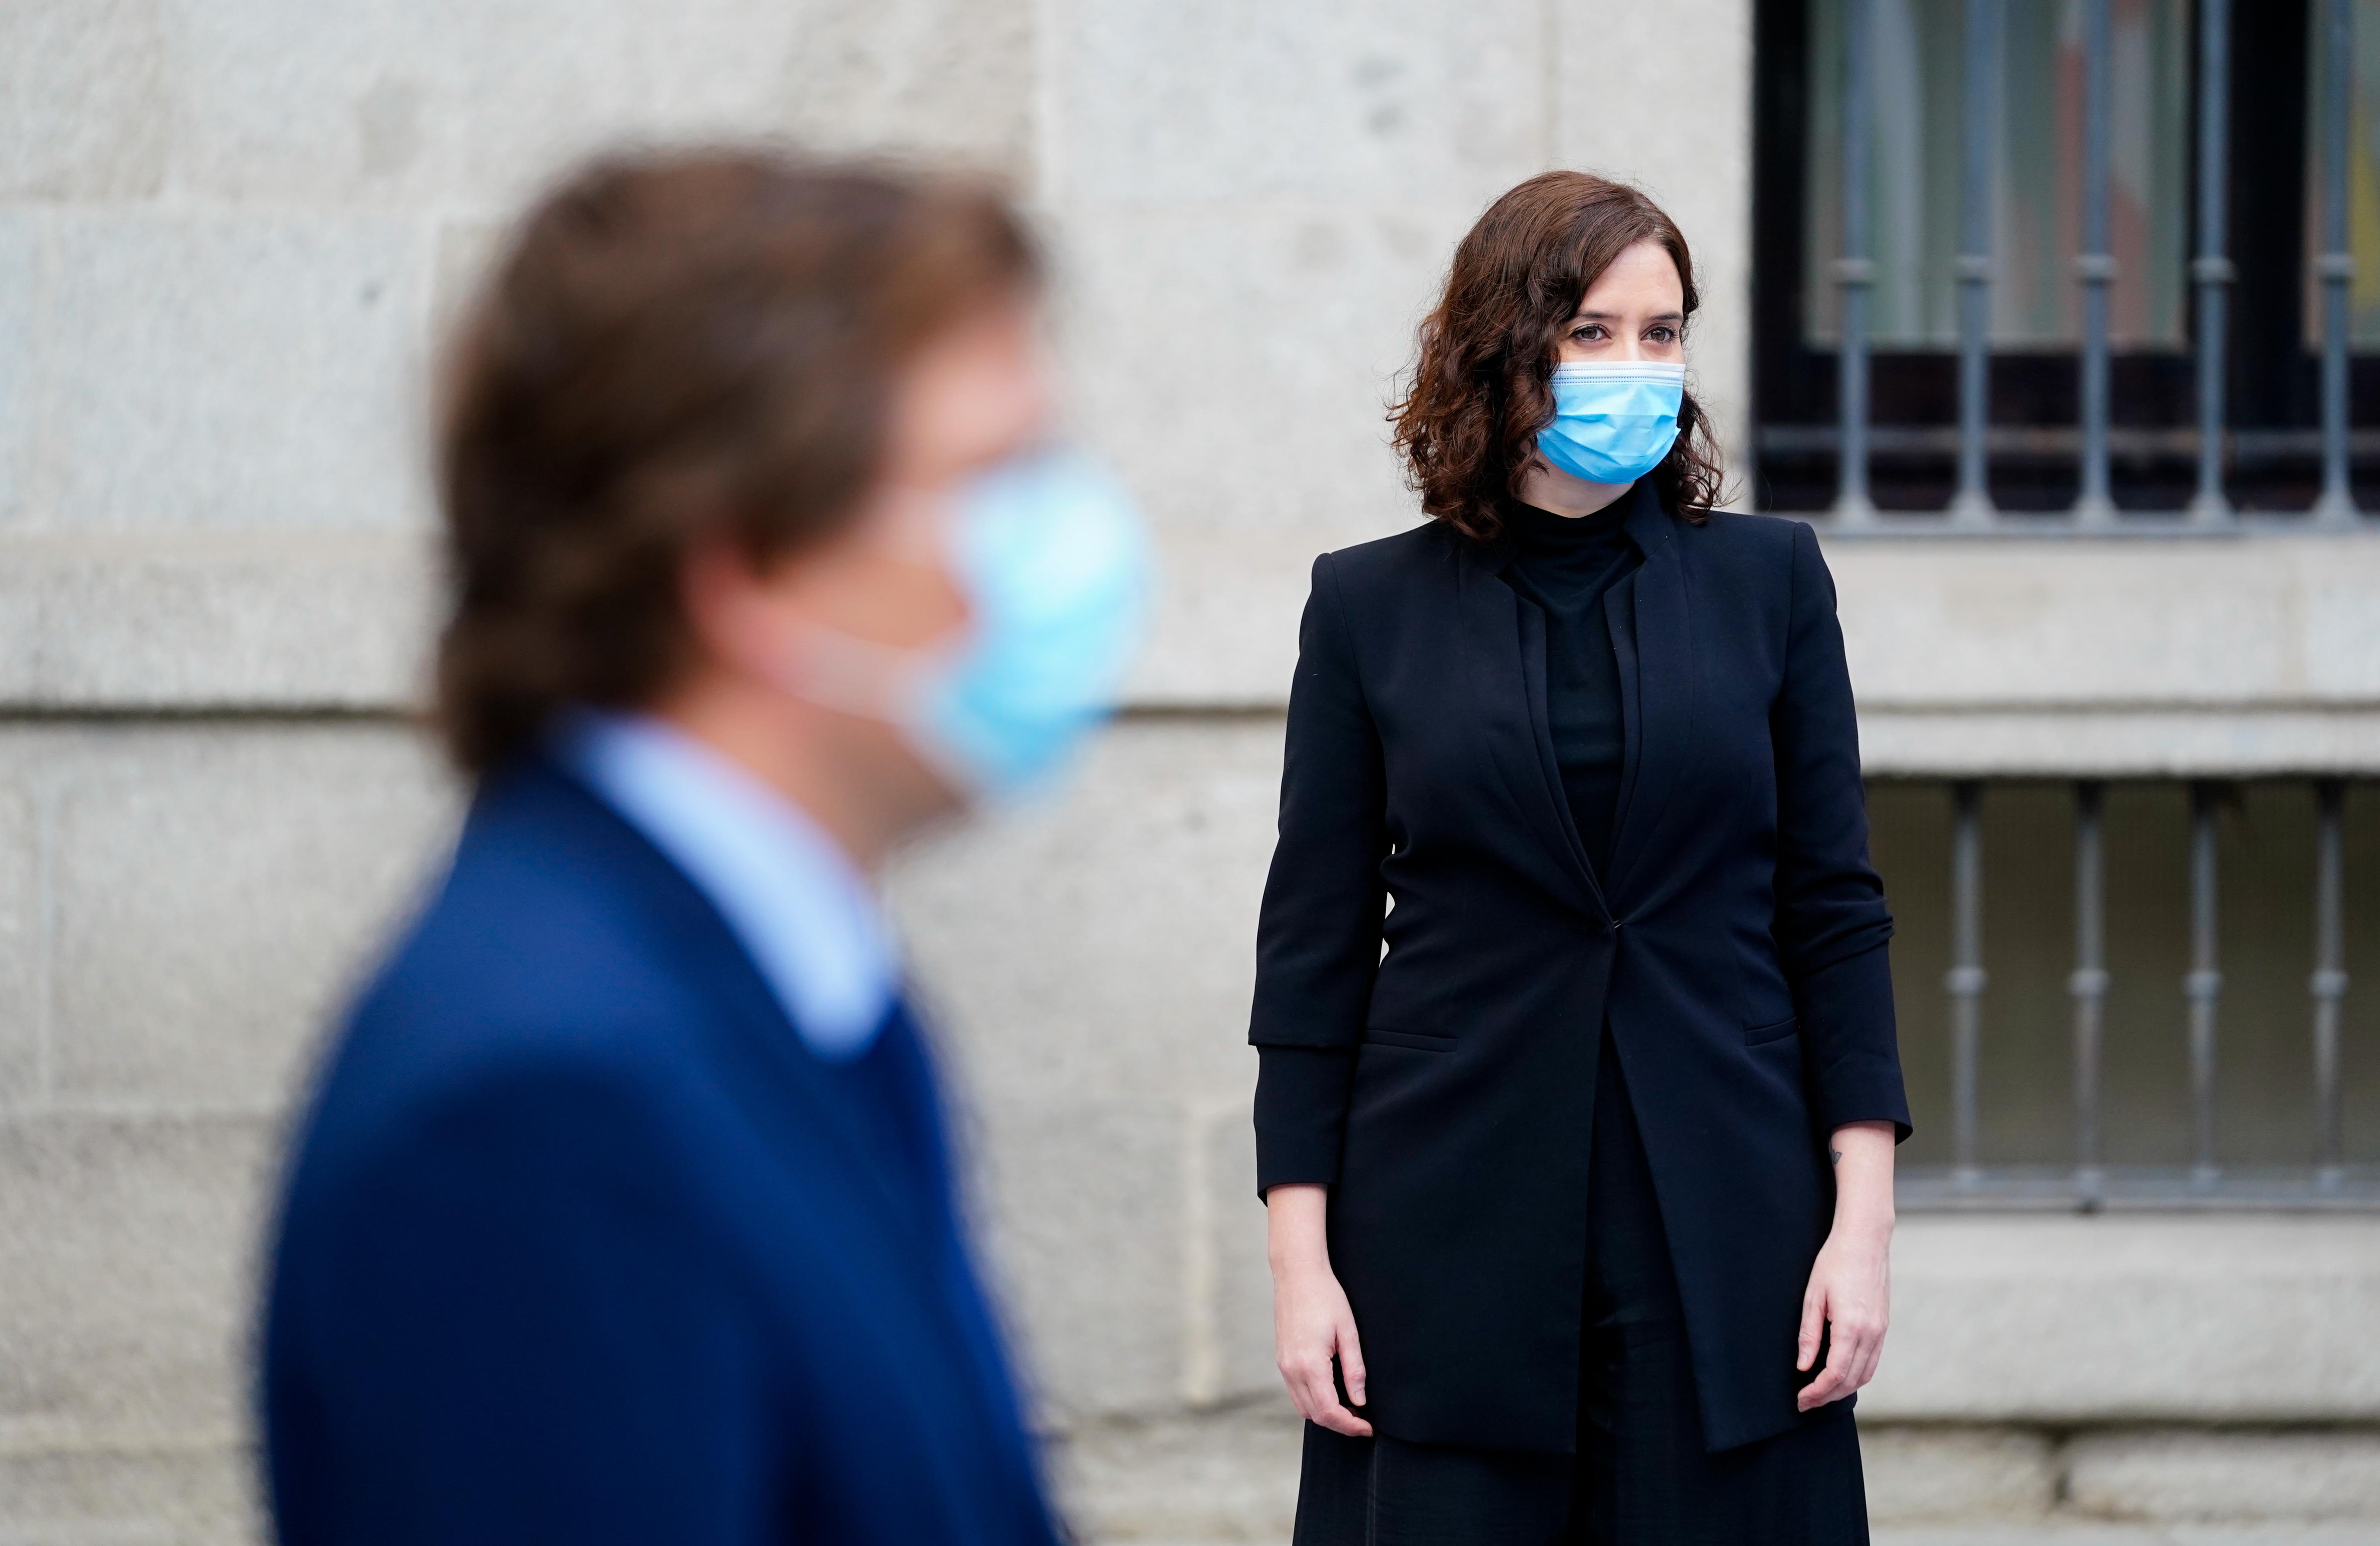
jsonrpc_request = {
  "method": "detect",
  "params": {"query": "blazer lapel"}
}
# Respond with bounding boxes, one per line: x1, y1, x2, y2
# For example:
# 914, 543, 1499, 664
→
1454, 538, 1605, 918
1605, 484, 1696, 900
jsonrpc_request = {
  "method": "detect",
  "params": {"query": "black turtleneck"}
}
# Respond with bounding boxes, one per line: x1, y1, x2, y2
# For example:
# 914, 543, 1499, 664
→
1500, 488, 1643, 883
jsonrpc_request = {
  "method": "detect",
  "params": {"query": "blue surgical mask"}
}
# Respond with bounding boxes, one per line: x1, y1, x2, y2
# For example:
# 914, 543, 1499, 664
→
1536, 361, 1686, 485
786, 448, 1152, 804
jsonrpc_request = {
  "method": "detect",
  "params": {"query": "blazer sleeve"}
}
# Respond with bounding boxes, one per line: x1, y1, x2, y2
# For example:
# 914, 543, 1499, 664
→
1248, 552, 1390, 1192
1773, 522, 1912, 1141
266, 1066, 785, 1543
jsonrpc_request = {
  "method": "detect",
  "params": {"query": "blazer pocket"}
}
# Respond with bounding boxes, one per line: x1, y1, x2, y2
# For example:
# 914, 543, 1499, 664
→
1362, 1026, 1455, 1054
1744, 1014, 1800, 1047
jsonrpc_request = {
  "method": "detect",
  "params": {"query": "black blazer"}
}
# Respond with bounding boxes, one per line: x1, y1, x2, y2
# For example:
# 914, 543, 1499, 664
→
1248, 485, 1910, 1456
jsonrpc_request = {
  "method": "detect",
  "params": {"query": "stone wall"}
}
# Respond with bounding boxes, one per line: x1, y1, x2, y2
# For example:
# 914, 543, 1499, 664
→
3, 2, 2376, 1542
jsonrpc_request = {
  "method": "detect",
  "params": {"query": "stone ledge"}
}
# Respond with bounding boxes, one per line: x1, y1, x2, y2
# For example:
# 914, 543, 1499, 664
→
1045, 1406, 2380, 1541
1864, 1217, 2380, 1423
1857, 706, 2380, 777
3, 529, 2380, 778
2065, 1429, 2380, 1523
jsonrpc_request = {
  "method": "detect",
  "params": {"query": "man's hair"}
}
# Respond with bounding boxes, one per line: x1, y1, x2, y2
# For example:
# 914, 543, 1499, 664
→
434, 146, 1038, 775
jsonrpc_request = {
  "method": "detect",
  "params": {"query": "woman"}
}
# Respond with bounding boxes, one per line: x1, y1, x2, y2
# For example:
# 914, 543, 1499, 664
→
1250, 171, 1910, 1544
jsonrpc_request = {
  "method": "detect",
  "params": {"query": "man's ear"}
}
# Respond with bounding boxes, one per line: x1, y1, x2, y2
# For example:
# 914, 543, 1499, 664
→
678, 533, 775, 683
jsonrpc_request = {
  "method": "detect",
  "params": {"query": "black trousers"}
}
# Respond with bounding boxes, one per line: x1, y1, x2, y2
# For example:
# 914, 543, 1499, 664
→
1291, 1031, 1868, 1546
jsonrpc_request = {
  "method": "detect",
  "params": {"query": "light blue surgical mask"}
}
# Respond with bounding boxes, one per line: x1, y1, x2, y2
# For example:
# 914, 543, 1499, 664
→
1535, 361, 1686, 486
786, 448, 1152, 804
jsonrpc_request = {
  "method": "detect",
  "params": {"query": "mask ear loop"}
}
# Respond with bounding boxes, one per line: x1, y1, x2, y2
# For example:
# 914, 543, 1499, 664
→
770, 620, 949, 728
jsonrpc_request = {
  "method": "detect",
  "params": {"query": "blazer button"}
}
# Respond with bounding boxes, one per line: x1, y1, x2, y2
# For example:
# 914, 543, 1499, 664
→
1606, 917, 1623, 935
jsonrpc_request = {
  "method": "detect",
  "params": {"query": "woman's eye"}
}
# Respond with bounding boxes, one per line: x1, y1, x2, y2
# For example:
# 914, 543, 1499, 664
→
1572, 325, 1605, 342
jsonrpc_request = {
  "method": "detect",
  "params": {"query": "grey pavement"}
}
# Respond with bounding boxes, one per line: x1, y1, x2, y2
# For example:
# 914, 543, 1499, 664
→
1106, 1529, 2380, 1546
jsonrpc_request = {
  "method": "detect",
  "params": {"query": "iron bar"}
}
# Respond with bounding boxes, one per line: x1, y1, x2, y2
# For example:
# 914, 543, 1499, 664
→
1950, 0, 2002, 527
2074, 0, 2117, 526
2189, 0, 2235, 526
2071, 781, 2108, 1206
2314, 780, 2349, 1194
1834, 0, 1877, 525
1949, 781, 1987, 1185
2187, 782, 2224, 1190
2316, 0, 2360, 526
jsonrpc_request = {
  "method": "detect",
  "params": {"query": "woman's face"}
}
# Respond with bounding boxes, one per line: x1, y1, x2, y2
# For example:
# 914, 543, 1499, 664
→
1553, 239, 1685, 366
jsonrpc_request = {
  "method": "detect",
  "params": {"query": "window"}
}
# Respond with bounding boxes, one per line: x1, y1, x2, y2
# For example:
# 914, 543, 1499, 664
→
1752, 0, 2360, 516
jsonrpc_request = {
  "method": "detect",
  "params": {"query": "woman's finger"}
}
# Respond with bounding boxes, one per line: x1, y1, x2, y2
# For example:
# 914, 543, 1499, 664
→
1338, 1321, 1368, 1408
1307, 1367, 1372, 1436
1809, 1306, 1885, 1408
1300, 1354, 1361, 1436
1796, 1283, 1826, 1372
1852, 1325, 1886, 1391
1282, 1365, 1315, 1425
1301, 1364, 1339, 1426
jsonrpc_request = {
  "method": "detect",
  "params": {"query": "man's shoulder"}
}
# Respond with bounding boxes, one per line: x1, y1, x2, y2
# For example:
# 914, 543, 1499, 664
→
295, 766, 723, 1178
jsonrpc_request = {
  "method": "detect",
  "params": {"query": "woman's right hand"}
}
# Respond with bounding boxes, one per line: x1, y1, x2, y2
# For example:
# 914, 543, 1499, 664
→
1265, 1182, 1372, 1436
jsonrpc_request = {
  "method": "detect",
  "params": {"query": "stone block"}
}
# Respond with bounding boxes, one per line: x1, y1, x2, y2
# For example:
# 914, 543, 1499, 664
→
1047, 0, 1543, 207
1859, 1424, 2058, 1523
962, 1099, 1198, 1425
771, 0, 1035, 182
1862, 1216, 2380, 1423
0, 1112, 273, 1437
44, 724, 457, 1110
891, 718, 1285, 1418
0, 780, 37, 1103
1193, 1098, 1278, 1408
0, 1442, 256, 1546
163, 0, 1030, 213
2064, 1429, 2380, 1523
1550, 0, 1755, 471
0, 0, 178, 201
1052, 1402, 1302, 1543
1048, 203, 1450, 702
1054, 205, 1446, 544
429, 217, 507, 342
24, 210, 428, 532
891, 718, 1282, 1114
2304, 550, 2380, 700
0, 216, 33, 526
1125, 526, 1336, 710
0, 530, 436, 711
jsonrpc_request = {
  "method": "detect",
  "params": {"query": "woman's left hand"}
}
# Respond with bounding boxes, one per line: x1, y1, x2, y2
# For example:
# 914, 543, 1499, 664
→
1795, 1120, 1897, 1411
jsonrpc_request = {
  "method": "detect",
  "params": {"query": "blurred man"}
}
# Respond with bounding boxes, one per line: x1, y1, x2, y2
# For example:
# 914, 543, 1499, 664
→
261, 149, 1145, 1543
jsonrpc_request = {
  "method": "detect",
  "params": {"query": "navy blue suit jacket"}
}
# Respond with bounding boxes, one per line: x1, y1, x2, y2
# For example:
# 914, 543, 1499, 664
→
263, 758, 1060, 1546
1251, 490, 1910, 1455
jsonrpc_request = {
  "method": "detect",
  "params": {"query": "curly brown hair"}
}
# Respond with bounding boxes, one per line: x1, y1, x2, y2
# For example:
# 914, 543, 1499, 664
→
1390, 171, 1725, 542
433, 147, 1038, 776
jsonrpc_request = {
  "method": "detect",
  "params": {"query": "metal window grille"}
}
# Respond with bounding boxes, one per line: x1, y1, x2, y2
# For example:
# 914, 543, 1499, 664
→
1782, 0, 2380, 525
1891, 779, 2374, 1210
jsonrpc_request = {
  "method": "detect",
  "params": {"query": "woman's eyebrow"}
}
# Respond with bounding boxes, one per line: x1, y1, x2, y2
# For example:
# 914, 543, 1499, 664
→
1569, 309, 1686, 325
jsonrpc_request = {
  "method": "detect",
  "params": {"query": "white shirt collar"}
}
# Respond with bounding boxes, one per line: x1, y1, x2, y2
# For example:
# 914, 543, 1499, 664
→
557, 711, 897, 1061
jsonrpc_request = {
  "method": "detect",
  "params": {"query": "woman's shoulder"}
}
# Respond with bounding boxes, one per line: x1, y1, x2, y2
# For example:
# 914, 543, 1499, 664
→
1676, 508, 1827, 587
1680, 507, 1811, 555
1313, 519, 1467, 595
